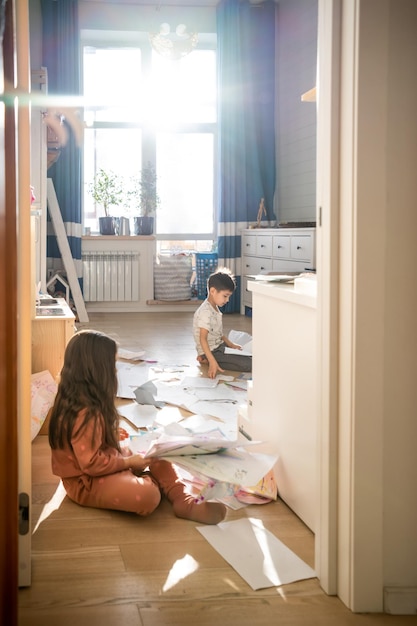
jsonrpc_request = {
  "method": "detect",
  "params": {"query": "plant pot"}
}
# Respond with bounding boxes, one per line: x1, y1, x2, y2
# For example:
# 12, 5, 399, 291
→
133, 216, 154, 236
114, 217, 130, 236
99, 216, 116, 235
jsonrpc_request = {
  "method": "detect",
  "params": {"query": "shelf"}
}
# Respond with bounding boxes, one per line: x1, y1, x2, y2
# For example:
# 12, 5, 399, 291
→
301, 86, 316, 102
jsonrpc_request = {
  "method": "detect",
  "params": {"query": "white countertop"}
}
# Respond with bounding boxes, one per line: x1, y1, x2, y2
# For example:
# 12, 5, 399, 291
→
248, 280, 317, 309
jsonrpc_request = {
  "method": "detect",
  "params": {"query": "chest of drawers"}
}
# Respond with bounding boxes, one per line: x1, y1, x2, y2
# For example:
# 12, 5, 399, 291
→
241, 227, 316, 312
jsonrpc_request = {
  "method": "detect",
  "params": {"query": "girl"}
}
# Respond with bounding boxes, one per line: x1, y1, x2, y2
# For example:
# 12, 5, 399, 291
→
49, 329, 226, 524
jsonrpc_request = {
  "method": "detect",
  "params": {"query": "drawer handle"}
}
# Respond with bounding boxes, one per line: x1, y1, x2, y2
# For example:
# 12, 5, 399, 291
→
297, 246, 302, 250
277, 245, 282, 249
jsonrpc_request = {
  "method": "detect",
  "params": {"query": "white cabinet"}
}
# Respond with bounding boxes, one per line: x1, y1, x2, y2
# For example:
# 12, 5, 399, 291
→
247, 281, 317, 531
241, 228, 316, 313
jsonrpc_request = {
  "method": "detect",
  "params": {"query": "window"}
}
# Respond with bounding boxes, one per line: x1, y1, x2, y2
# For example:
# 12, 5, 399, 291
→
82, 35, 217, 252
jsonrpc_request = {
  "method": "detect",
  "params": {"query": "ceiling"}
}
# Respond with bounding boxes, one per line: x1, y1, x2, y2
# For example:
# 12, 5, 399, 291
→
82, 0, 221, 5
83, 0, 271, 6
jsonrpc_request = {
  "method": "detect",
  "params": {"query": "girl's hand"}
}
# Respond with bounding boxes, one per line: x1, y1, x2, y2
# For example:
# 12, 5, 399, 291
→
118, 426, 130, 441
124, 454, 149, 472
118, 427, 132, 455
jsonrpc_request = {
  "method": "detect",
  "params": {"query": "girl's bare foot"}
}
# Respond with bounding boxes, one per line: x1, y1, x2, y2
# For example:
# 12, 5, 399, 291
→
197, 355, 208, 364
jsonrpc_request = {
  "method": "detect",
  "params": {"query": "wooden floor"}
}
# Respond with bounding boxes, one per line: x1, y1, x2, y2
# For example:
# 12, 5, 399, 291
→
19, 312, 415, 625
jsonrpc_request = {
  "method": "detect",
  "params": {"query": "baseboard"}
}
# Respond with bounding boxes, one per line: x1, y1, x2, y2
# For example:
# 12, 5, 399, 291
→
146, 299, 200, 306
384, 587, 417, 615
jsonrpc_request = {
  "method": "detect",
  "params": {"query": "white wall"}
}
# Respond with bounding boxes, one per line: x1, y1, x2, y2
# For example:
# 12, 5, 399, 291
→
29, 0, 42, 69
382, 0, 417, 590
275, 0, 318, 224
78, 2, 216, 34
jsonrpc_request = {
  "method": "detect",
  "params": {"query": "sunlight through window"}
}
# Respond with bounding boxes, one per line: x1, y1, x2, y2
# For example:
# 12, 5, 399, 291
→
82, 37, 216, 246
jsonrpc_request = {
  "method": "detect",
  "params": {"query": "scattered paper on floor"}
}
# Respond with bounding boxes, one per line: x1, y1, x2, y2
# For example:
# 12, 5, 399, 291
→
197, 517, 316, 590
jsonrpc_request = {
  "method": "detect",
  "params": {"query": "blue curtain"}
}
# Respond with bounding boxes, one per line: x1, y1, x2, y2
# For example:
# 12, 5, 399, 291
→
216, 0, 276, 312
41, 0, 82, 285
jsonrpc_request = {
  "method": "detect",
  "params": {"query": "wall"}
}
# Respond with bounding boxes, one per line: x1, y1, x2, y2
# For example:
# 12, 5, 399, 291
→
78, 2, 216, 34
29, 0, 42, 69
275, 0, 318, 224
383, 0, 417, 594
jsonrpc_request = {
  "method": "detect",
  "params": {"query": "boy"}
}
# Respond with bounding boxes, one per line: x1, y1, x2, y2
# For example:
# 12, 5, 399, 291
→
193, 269, 252, 379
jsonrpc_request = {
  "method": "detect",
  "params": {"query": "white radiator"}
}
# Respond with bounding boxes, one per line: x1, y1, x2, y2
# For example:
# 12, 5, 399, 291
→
82, 251, 139, 302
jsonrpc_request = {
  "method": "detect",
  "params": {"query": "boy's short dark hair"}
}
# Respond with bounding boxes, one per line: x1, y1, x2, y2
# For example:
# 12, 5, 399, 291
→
207, 269, 236, 292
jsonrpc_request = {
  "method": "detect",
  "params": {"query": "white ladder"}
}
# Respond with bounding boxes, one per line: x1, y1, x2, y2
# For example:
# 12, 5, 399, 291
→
47, 178, 89, 323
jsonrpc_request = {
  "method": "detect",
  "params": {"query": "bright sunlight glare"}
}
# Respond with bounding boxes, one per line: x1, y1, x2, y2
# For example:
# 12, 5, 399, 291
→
162, 554, 199, 593
251, 518, 281, 586
32, 480, 67, 534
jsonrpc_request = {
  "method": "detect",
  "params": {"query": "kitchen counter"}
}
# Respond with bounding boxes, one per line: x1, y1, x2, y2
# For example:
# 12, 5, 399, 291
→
248, 279, 316, 308
247, 278, 317, 531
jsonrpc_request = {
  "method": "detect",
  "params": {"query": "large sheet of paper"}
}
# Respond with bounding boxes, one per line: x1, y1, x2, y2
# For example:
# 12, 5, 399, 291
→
117, 402, 159, 430
165, 449, 277, 487
197, 518, 316, 590
117, 347, 146, 361
142, 422, 257, 457
116, 361, 150, 399
225, 330, 253, 356
247, 274, 298, 283
154, 379, 246, 428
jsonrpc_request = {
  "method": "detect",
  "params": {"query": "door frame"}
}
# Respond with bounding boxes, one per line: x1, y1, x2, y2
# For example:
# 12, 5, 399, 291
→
315, 0, 341, 596
1, 0, 19, 623
16, 0, 33, 590
317, 0, 388, 611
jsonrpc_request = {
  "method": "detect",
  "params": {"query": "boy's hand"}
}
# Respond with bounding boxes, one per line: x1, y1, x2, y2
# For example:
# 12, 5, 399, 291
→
208, 360, 224, 379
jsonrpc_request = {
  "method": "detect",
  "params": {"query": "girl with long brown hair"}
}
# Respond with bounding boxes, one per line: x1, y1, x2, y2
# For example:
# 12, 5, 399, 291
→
49, 330, 226, 524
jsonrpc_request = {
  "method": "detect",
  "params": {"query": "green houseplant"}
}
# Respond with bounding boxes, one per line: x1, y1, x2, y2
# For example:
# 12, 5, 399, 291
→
89, 168, 123, 235
128, 162, 160, 235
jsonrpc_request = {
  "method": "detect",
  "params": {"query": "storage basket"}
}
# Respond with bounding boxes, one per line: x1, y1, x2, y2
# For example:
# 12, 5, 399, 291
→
154, 254, 193, 301
195, 252, 218, 299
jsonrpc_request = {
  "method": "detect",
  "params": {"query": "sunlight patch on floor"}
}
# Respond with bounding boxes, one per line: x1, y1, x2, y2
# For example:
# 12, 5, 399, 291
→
162, 554, 199, 592
32, 480, 67, 534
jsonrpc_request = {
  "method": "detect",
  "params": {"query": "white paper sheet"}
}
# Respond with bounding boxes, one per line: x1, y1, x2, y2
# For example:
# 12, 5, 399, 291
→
117, 402, 159, 429
154, 380, 245, 428
225, 330, 253, 356
134, 380, 165, 408
247, 274, 298, 283
181, 376, 219, 388
197, 518, 316, 590
117, 347, 146, 361
165, 449, 277, 487
116, 361, 150, 398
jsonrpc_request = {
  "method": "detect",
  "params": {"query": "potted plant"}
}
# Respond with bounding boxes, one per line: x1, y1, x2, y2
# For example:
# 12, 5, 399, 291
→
89, 168, 123, 235
128, 162, 160, 235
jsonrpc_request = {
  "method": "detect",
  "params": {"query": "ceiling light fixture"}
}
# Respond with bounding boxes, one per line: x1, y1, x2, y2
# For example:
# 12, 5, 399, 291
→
149, 23, 198, 61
